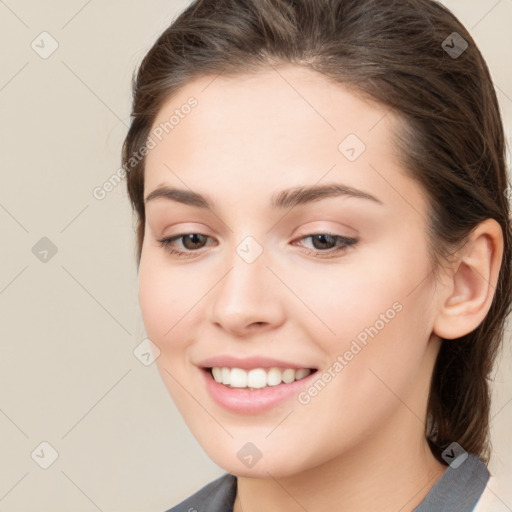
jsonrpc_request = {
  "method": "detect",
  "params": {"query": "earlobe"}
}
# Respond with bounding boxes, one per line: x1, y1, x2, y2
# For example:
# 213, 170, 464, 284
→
433, 218, 504, 340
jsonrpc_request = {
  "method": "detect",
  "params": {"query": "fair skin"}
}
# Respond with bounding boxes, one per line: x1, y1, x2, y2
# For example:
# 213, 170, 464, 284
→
138, 64, 503, 512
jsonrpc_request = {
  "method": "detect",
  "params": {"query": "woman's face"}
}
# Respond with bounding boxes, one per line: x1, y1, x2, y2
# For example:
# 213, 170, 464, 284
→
139, 65, 443, 477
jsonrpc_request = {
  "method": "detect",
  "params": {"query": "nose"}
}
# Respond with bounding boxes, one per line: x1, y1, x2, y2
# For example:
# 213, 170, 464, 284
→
209, 238, 286, 337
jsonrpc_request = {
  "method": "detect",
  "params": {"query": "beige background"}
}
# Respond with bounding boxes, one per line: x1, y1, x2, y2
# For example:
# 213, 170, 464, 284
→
0, 1, 511, 510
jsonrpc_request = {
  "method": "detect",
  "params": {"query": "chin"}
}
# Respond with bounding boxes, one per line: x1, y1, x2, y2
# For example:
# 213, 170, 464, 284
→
202, 443, 308, 479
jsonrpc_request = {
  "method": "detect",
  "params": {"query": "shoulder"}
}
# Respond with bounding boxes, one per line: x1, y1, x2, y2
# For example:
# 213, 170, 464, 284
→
162, 473, 237, 512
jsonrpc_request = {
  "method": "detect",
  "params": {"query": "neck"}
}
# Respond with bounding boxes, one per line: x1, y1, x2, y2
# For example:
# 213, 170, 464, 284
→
234, 420, 447, 512
233, 344, 447, 512
233, 336, 447, 512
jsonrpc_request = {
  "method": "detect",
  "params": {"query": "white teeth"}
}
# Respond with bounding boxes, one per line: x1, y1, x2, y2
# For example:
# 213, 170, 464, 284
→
267, 367, 282, 386
247, 368, 267, 389
281, 368, 296, 384
212, 367, 223, 382
211, 367, 313, 388
231, 368, 248, 388
295, 368, 311, 380
221, 367, 231, 385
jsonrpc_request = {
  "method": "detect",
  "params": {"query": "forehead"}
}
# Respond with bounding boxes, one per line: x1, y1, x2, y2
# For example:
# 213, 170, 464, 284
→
143, 64, 426, 217
147, 65, 392, 162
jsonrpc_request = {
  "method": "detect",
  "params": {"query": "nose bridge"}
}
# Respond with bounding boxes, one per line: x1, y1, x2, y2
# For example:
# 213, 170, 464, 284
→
218, 233, 269, 309
210, 231, 283, 332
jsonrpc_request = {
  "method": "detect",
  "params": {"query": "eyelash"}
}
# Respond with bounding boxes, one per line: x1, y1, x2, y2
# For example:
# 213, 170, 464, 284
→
156, 232, 358, 259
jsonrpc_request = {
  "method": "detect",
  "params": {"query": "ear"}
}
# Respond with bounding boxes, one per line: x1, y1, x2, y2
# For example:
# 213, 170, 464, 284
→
433, 218, 504, 340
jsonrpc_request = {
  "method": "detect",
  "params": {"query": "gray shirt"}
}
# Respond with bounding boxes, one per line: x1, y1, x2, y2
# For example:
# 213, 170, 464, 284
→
165, 453, 489, 512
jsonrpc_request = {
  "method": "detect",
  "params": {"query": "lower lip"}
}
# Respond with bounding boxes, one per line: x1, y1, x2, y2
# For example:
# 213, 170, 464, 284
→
200, 368, 318, 414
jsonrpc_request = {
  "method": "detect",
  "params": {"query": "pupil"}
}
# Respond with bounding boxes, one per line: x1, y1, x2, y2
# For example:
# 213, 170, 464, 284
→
313, 234, 334, 250
185, 234, 204, 249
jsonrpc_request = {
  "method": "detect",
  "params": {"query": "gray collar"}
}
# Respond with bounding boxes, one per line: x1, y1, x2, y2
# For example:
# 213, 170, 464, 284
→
166, 453, 489, 512
413, 453, 489, 511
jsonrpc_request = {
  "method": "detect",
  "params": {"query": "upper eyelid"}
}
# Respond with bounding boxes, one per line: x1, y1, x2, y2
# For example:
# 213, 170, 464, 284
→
163, 233, 216, 247
160, 232, 358, 249
161, 231, 355, 240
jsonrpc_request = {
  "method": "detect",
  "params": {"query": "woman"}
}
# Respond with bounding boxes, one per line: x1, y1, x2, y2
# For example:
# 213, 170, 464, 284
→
122, 0, 512, 510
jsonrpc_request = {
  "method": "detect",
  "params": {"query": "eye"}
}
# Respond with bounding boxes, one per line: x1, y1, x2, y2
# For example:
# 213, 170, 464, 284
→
157, 233, 214, 258
158, 232, 358, 259
292, 233, 358, 258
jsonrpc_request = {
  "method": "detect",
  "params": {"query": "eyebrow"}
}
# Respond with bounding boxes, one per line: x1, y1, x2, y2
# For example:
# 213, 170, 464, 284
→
144, 182, 383, 210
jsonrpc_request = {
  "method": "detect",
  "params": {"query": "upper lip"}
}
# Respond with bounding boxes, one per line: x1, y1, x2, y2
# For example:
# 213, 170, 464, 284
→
197, 355, 317, 370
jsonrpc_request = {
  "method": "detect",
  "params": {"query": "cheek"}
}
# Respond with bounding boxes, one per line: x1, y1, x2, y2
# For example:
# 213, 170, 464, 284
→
138, 264, 169, 338
138, 257, 201, 408
138, 254, 196, 349
306, 244, 430, 344
319, 248, 435, 406
310, 243, 435, 405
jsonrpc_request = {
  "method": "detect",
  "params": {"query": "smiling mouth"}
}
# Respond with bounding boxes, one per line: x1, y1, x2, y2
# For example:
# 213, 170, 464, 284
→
205, 366, 318, 390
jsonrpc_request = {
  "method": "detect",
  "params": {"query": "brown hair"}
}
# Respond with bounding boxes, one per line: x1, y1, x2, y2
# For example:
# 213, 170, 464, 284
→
122, 0, 512, 465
